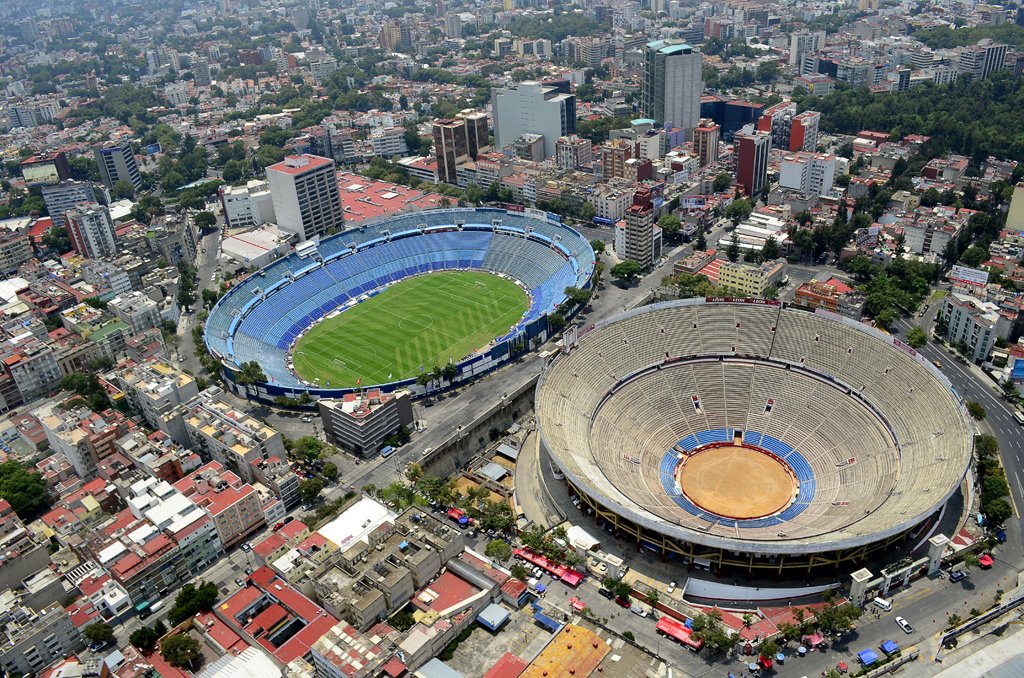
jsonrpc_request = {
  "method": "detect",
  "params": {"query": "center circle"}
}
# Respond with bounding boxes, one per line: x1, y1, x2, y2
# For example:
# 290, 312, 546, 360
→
677, 445, 797, 520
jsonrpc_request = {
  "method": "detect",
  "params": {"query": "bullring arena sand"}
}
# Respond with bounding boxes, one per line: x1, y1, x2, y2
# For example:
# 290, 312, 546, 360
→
677, 445, 797, 520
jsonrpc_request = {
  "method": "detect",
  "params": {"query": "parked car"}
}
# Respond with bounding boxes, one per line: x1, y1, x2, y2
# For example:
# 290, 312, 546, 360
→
235, 578, 245, 587
597, 588, 614, 600
272, 522, 285, 531
614, 596, 632, 609
666, 581, 676, 594
301, 416, 313, 423
240, 542, 251, 552
895, 616, 913, 634
949, 570, 967, 583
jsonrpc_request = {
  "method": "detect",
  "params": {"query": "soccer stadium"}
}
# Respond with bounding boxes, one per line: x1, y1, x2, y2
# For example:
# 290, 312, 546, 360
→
535, 299, 975, 573
205, 208, 595, 400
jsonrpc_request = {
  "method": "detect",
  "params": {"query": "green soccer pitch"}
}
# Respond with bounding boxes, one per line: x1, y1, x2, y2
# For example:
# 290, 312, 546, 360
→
291, 271, 530, 388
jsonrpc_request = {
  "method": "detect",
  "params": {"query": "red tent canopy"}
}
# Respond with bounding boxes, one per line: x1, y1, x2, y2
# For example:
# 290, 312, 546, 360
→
804, 632, 825, 646
758, 656, 773, 669
979, 554, 994, 567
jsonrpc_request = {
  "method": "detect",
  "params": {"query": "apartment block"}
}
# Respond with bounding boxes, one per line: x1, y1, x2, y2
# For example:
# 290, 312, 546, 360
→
267, 154, 345, 242
175, 461, 266, 549
318, 389, 413, 457
115, 361, 199, 444
109, 291, 161, 333
717, 259, 787, 297
184, 387, 287, 483
0, 599, 83, 678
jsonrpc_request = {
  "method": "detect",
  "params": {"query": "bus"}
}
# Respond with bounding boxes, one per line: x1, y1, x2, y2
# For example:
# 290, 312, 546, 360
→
592, 216, 614, 226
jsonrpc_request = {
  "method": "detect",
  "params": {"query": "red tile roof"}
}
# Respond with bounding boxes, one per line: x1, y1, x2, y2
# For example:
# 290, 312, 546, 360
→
484, 653, 528, 678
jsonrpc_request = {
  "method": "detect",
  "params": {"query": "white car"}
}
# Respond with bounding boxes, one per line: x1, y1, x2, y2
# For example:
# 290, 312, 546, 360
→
301, 416, 312, 423
895, 616, 913, 634
666, 581, 676, 594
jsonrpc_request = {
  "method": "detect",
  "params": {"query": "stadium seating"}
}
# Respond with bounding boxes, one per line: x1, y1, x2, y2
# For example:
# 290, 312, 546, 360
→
205, 209, 596, 389
535, 300, 974, 553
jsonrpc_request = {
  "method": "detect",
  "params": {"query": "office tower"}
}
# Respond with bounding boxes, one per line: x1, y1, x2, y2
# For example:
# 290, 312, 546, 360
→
266, 154, 344, 242
433, 119, 470, 184
65, 203, 118, 258
491, 81, 576, 158
430, 112, 489, 184
642, 40, 703, 139
95, 141, 143, 192
693, 119, 720, 167
41, 181, 98, 229
735, 131, 771, 197
790, 111, 820, 152
556, 135, 593, 170
779, 152, 836, 196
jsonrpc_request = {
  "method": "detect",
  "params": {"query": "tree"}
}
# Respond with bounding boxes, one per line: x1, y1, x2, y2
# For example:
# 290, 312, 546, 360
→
130, 626, 160, 652
725, 198, 753, 226
485, 539, 513, 562
695, 230, 707, 250
657, 214, 681, 240
300, 477, 325, 503
84, 622, 115, 645
921, 187, 941, 207
713, 173, 733, 193
761, 236, 779, 261
0, 460, 50, 520
167, 582, 219, 625
222, 160, 244, 183
591, 239, 605, 256
966, 401, 987, 421
442, 362, 458, 383
111, 180, 136, 200
581, 203, 596, 221
510, 563, 531, 580
610, 260, 642, 285
236, 361, 267, 397
758, 639, 780, 659
438, 197, 452, 208
161, 634, 202, 668
907, 326, 928, 348
193, 211, 217, 229
727, 234, 740, 262
985, 497, 1013, 525
960, 245, 989, 267
322, 461, 338, 481
201, 288, 221, 309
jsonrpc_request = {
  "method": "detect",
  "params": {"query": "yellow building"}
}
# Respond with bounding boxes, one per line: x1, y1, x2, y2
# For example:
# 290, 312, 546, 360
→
716, 259, 786, 297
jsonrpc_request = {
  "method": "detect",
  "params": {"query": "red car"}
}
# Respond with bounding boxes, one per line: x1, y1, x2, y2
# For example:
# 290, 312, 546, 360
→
614, 597, 631, 609
272, 522, 285, 531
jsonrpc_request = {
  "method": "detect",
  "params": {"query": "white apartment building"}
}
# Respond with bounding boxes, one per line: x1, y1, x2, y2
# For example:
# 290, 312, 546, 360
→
219, 180, 277, 230
65, 203, 117, 258
779, 152, 836, 197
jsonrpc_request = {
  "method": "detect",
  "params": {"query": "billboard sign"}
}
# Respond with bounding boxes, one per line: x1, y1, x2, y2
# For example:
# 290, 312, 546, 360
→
949, 264, 989, 287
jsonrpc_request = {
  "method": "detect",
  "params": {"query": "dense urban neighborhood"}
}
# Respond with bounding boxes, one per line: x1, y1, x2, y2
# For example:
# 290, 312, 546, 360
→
2, 0, 1024, 677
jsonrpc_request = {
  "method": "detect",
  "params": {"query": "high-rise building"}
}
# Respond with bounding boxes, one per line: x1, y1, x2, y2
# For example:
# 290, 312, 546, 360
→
623, 187, 661, 269
779, 152, 835, 197
556, 135, 593, 170
789, 31, 825, 69
65, 203, 118, 258
957, 38, 1007, 80
444, 12, 462, 39
94, 141, 143, 192
790, 111, 820, 152
693, 119, 720, 167
599, 138, 634, 180
492, 81, 576, 158
193, 57, 212, 86
0, 228, 33, 276
642, 40, 703, 138
266, 154, 345, 242
756, 101, 797, 151
433, 119, 471, 185
41, 180, 98, 229
431, 111, 489, 184
735, 131, 771, 197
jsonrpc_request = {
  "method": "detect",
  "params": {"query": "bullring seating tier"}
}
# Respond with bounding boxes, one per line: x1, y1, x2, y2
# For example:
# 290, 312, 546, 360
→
536, 299, 973, 555
205, 209, 595, 388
